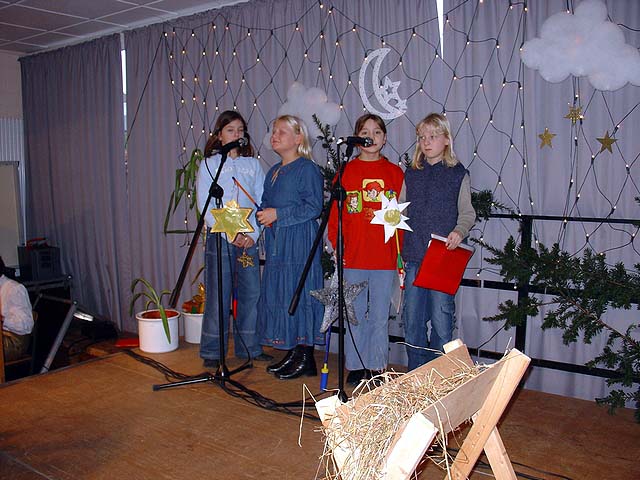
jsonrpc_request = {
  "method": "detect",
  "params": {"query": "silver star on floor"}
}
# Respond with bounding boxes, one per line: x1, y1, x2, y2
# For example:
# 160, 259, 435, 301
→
310, 271, 367, 333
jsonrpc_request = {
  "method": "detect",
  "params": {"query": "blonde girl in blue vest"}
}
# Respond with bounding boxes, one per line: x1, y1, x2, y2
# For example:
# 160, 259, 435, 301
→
401, 113, 476, 370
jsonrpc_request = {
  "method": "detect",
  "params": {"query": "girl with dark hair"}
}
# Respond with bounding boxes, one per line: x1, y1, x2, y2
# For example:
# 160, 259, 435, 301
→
327, 113, 404, 385
196, 110, 271, 369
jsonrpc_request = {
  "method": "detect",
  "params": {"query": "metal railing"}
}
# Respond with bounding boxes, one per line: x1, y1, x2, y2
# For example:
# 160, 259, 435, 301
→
462, 212, 638, 380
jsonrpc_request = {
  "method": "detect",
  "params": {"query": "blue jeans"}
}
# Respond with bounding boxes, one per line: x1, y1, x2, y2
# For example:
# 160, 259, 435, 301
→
402, 261, 455, 371
344, 269, 395, 371
200, 232, 262, 360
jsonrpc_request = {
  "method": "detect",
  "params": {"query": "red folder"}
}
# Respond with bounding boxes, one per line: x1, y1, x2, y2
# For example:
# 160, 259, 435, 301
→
413, 234, 475, 295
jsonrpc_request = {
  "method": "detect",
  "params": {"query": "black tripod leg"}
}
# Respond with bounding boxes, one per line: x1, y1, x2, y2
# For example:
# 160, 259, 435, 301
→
153, 373, 214, 391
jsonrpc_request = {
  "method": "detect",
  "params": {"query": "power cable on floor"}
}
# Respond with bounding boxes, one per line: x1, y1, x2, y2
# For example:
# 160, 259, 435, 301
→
122, 348, 324, 421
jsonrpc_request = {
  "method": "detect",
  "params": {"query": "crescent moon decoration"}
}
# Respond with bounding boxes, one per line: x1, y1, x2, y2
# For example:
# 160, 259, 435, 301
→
358, 48, 408, 120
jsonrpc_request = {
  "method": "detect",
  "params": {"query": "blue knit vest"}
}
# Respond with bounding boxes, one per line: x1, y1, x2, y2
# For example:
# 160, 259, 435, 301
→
403, 161, 467, 262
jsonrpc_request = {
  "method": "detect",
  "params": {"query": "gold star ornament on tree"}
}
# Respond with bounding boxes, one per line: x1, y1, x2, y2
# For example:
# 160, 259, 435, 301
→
538, 128, 556, 148
596, 131, 617, 153
210, 200, 254, 239
564, 105, 582, 124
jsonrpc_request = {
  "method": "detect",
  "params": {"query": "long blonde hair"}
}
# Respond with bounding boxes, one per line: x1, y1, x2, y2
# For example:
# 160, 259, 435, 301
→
273, 115, 313, 159
411, 113, 458, 169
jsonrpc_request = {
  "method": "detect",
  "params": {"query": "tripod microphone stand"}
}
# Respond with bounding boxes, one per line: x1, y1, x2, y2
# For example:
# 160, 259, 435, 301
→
290, 141, 355, 402
155, 144, 252, 391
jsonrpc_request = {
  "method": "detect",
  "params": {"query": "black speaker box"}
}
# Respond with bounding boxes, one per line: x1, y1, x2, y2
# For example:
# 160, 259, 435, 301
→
18, 246, 62, 281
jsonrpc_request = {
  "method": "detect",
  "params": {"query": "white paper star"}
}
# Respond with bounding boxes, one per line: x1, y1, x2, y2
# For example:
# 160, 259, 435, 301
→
310, 271, 367, 334
370, 195, 412, 243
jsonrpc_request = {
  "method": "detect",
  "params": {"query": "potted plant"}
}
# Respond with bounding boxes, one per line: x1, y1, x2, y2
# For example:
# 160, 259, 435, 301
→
164, 148, 203, 234
130, 278, 180, 353
181, 282, 205, 344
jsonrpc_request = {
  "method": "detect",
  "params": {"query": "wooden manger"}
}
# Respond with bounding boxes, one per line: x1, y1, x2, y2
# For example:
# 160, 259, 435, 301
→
316, 340, 531, 480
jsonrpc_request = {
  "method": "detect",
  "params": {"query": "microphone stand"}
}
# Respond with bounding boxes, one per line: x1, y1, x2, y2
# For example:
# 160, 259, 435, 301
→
290, 142, 354, 403
155, 149, 251, 391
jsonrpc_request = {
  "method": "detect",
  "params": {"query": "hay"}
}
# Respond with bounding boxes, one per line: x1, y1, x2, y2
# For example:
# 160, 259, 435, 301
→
319, 362, 484, 480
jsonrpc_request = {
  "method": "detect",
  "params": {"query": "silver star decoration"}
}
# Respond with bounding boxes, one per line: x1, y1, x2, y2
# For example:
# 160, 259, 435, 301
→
310, 271, 367, 333
379, 77, 406, 111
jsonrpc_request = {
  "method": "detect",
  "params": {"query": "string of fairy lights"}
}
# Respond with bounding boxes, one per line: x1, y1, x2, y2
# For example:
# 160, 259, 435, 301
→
557, 79, 639, 258
156, 0, 639, 277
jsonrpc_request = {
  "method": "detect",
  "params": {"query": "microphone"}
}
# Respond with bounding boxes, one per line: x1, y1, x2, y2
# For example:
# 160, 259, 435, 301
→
219, 137, 248, 154
336, 136, 374, 147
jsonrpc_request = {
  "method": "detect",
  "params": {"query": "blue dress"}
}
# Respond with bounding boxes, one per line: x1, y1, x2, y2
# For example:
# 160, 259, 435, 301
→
258, 157, 325, 350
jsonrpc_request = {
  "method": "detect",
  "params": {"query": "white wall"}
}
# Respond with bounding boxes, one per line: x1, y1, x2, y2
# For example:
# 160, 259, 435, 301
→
0, 51, 22, 267
0, 51, 22, 117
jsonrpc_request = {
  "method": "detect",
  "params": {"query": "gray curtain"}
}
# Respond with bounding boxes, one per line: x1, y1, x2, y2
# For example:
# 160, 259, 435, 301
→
20, 35, 128, 327
124, 25, 197, 334
122, 0, 639, 402
18, 0, 640, 403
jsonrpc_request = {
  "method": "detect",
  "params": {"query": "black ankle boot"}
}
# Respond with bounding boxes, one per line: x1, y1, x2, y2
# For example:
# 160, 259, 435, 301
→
266, 347, 297, 374
275, 345, 317, 380
346, 369, 366, 386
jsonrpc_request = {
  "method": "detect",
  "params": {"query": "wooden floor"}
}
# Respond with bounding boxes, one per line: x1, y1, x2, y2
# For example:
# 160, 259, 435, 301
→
0, 341, 638, 480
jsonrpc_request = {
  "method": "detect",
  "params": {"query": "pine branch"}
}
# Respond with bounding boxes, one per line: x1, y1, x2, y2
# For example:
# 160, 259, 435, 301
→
471, 189, 513, 221
312, 114, 337, 278
401, 152, 411, 169
481, 235, 640, 420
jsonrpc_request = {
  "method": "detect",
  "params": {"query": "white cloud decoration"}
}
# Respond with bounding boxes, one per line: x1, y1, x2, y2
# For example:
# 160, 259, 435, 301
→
263, 82, 340, 150
520, 0, 640, 91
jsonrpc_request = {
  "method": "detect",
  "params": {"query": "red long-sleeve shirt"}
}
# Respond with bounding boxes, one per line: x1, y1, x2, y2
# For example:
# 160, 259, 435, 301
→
328, 158, 404, 270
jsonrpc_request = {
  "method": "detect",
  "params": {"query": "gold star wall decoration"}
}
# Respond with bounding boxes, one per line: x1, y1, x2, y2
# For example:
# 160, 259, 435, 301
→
564, 106, 582, 124
210, 200, 254, 239
538, 128, 556, 148
596, 131, 617, 153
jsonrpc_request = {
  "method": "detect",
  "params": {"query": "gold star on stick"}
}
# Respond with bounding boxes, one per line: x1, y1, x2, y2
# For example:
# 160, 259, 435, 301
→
210, 200, 254, 239
564, 106, 582, 124
596, 131, 617, 153
538, 128, 556, 148
237, 251, 254, 268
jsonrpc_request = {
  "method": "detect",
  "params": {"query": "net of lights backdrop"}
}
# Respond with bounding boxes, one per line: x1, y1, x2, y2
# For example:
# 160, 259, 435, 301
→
139, 0, 639, 399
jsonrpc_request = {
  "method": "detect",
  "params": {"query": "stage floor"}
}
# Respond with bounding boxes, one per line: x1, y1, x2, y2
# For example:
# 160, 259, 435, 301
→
0, 341, 638, 479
